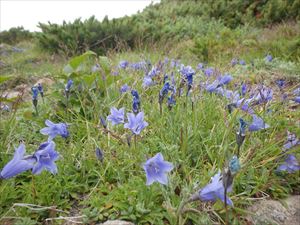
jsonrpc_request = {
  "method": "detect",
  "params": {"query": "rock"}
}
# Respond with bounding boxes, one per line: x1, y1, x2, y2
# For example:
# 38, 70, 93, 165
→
99, 220, 135, 225
247, 195, 300, 225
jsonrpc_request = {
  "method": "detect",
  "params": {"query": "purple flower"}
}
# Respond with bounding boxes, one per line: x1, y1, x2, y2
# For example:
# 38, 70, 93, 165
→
231, 58, 238, 66
241, 83, 247, 96
293, 96, 300, 103
120, 84, 130, 93
159, 82, 171, 104
199, 172, 233, 206
236, 98, 254, 114
95, 147, 104, 162
147, 67, 160, 78
197, 63, 204, 70
32, 86, 39, 100
282, 131, 299, 151
124, 112, 148, 135
1, 104, 10, 111
65, 79, 73, 92
248, 115, 270, 132
0, 144, 35, 179
37, 83, 44, 94
91, 64, 100, 72
107, 107, 125, 126
143, 153, 173, 185
275, 79, 285, 89
32, 141, 59, 175
179, 65, 195, 78
239, 60, 246, 65
293, 87, 300, 95
119, 60, 129, 69
219, 74, 233, 86
143, 76, 154, 88
277, 154, 300, 173
99, 115, 107, 129
205, 80, 219, 92
171, 59, 179, 68
253, 86, 273, 104
40, 120, 69, 140
131, 90, 140, 113
204, 67, 214, 76
265, 54, 273, 62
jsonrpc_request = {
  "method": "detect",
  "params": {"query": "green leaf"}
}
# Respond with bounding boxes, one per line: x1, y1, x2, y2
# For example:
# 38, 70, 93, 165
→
69, 51, 97, 70
0, 75, 11, 84
98, 56, 110, 75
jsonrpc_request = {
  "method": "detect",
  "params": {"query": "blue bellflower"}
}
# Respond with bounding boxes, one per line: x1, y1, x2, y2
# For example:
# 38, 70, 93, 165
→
294, 96, 300, 103
241, 83, 247, 96
265, 54, 273, 62
159, 82, 170, 103
120, 84, 130, 93
124, 112, 148, 135
197, 63, 204, 70
32, 141, 59, 175
107, 107, 125, 126
204, 67, 214, 76
239, 60, 246, 65
219, 74, 233, 86
199, 172, 233, 206
32, 86, 39, 100
0, 144, 35, 179
248, 115, 270, 132
143, 76, 154, 88
143, 153, 174, 185
275, 79, 285, 89
95, 147, 104, 162
37, 83, 44, 96
40, 120, 69, 140
282, 131, 299, 151
131, 90, 140, 114
277, 154, 300, 173
65, 79, 73, 92
119, 60, 129, 69
231, 58, 238, 66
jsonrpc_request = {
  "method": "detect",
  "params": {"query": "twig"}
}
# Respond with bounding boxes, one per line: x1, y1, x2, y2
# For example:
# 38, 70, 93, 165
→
45, 215, 86, 224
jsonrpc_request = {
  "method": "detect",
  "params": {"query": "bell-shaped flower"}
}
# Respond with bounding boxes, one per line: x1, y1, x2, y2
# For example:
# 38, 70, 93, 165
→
265, 54, 273, 62
120, 84, 130, 93
119, 60, 129, 69
239, 59, 246, 65
124, 112, 148, 135
143, 153, 173, 185
277, 154, 300, 173
0, 144, 36, 179
293, 96, 300, 103
248, 115, 270, 132
32, 141, 59, 175
107, 107, 125, 126
241, 83, 247, 96
40, 119, 69, 140
143, 76, 154, 88
218, 74, 233, 86
282, 131, 299, 151
65, 79, 73, 92
199, 172, 233, 206
204, 67, 214, 76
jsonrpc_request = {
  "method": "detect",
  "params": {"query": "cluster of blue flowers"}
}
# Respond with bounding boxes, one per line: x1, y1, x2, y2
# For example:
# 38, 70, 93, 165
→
0, 120, 69, 179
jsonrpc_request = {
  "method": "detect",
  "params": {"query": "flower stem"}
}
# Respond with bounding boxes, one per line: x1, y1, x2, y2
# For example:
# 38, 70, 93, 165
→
31, 175, 37, 203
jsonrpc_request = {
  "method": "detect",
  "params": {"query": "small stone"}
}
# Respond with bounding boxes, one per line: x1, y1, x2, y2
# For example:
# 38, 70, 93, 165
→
100, 220, 135, 225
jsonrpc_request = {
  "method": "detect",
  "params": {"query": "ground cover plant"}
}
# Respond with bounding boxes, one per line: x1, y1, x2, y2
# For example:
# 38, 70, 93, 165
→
0, 44, 299, 224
